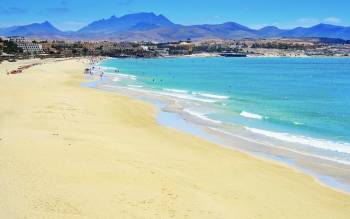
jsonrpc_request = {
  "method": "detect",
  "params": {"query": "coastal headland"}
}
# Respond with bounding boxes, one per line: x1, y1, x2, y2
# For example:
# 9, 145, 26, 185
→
0, 58, 350, 218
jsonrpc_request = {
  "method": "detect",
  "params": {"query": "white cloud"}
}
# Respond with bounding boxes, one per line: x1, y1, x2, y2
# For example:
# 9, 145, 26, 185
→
323, 17, 342, 25
296, 18, 320, 26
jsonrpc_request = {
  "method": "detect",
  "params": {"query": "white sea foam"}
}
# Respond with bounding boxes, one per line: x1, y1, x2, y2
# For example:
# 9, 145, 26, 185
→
112, 78, 120, 82
115, 73, 137, 80
97, 66, 118, 71
101, 85, 117, 89
209, 127, 350, 165
163, 88, 189, 93
127, 85, 143, 88
209, 127, 270, 146
156, 91, 217, 103
240, 111, 264, 120
293, 121, 304, 126
193, 92, 230, 100
183, 109, 222, 124
245, 127, 350, 154
90, 69, 102, 74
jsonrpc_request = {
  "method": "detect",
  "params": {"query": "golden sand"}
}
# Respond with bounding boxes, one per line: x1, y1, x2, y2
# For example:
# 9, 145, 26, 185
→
0, 59, 349, 218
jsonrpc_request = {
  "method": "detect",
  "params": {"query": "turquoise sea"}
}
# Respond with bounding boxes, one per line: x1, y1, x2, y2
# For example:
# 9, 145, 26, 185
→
98, 57, 350, 167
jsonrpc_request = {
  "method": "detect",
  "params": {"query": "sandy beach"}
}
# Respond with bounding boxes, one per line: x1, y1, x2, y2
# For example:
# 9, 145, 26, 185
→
0, 58, 350, 218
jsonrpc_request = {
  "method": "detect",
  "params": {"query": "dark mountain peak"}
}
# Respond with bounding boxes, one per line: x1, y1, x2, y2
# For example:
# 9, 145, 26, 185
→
78, 12, 175, 34
258, 26, 285, 37
119, 12, 156, 19
22, 21, 57, 30
158, 14, 167, 18
215, 22, 252, 31
23, 21, 56, 29
224, 21, 242, 25
93, 15, 114, 23
311, 23, 343, 30
41, 21, 56, 28
134, 12, 156, 16
105, 15, 118, 21
4, 20, 63, 37
107, 15, 118, 22
314, 23, 338, 27
314, 23, 329, 27
120, 12, 173, 24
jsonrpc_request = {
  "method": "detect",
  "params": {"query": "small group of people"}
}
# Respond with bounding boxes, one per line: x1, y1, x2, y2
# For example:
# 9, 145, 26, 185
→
84, 65, 104, 79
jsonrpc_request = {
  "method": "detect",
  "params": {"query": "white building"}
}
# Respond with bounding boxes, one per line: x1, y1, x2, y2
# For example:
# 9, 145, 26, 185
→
141, 46, 149, 51
9, 36, 43, 54
17, 43, 43, 54
155, 48, 169, 56
9, 36, 26, 43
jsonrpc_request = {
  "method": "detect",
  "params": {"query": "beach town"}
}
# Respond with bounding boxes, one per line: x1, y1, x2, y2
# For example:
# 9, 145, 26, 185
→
1, 36, 350, 63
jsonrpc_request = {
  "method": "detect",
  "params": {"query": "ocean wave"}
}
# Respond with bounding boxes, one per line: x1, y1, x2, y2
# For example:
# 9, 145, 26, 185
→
245, 127, 350, 154
293, 121, 304, 126
240, 111, 264, 120
193, 92, 230, 100
163, 88, 189, 93
183, 109, 222, 124
115, 73, 137, 80
156, 91, 218, 103
127, 85, 143, 88
112, 78, 120, 82
94, 66, 118, 71
209, 127, 350, 165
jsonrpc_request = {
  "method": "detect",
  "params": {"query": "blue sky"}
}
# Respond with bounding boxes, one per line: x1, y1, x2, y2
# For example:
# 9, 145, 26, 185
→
0, 0, 349, 30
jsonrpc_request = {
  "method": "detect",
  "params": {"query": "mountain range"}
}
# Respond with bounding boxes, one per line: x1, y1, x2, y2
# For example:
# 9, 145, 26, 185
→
1, 12, 350, 41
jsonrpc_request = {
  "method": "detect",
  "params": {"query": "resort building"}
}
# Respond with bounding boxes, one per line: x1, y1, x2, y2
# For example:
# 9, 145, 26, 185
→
9, 36, 44, 54
16, 42, 44, 54
9, 36, 26, 43
154, 48, 169, 56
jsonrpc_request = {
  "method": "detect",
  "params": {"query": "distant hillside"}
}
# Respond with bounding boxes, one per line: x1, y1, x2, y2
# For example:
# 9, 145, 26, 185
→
1, 13, 350, 41
0, 26, 18, 35
257, 26, 287, 38
281, 24, 350, 39
2, 21, 66, 39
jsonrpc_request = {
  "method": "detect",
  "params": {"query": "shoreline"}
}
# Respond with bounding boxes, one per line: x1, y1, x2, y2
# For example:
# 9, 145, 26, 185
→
1, 58, 350, 218
87, 74, 350, 194
150, 95, 350, 195
107, 53, 350, 59
92, 58, 350, 194
142, 54, 350, 59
